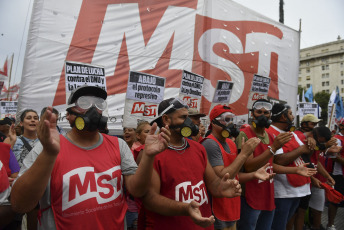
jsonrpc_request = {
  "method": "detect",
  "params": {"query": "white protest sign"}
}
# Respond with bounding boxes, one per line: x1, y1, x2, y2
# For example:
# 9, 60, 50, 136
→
208, 80, 234, 114
123, 71, 165, 128
247, 74, 271, 109
328, 105, 336, 131
178, 70, 204, 111
298, 102, 319, 119
0, 101, 18, 119
65, 61, 106, 101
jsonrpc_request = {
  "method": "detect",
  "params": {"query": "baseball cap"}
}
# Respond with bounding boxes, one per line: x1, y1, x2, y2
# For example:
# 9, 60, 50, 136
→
188, 108, 206, 118
209, 105, 233, 121
68, 85, 107, 105
0, 117, 12, 126
150, 98, 188, 127
301, 114, 321, 123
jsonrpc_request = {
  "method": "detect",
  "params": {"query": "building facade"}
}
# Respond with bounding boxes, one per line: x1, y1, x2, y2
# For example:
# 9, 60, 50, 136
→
299, 38, 344, 96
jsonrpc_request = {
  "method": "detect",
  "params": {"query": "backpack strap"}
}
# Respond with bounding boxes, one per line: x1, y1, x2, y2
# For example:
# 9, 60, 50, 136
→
19, 136, 33, 152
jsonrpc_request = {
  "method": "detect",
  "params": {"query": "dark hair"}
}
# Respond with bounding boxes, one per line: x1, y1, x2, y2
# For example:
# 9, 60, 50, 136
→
41, 107, 59, 117
271, 104, 291, 122
313, 126, 332, 142
20, 109, 38, 122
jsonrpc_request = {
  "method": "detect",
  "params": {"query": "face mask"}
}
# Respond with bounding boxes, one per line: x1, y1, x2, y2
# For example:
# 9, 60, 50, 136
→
213, 119, 239, 138
72, 107, 108, 132
169, 117, 199, 137
252, 115, 271, 128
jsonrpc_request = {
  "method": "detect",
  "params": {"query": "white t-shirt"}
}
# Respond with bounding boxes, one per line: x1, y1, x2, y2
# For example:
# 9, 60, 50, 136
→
272, 126, 311, 198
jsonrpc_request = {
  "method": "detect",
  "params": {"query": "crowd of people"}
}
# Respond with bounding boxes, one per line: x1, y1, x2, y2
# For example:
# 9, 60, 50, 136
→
0, 85, 344, 230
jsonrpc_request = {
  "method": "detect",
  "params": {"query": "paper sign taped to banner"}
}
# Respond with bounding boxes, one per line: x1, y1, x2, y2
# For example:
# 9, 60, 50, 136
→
0, 101, 18, 119
247, 75, 271, 109
178, 70, 204, 111
208, 80, 234, 115
65, 61, 106, 102
123, 71, 165, 128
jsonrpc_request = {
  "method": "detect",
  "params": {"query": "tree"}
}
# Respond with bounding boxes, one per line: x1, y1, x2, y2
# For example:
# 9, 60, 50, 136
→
314, 91, 330, 124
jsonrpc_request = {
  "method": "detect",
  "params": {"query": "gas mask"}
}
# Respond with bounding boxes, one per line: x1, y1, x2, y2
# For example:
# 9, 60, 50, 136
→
212, 119, 239, 138
170, 117, 199, 137
73, 107, 108, 132
252, 115, 272, 129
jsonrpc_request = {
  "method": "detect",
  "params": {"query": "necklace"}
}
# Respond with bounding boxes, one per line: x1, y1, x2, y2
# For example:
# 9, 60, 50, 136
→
168, 138, 187, 154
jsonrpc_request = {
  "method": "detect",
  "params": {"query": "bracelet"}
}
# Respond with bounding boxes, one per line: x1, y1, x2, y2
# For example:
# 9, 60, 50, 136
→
268, 146, 276, 155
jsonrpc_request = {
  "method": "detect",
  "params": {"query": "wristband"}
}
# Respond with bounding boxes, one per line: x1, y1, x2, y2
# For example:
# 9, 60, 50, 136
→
268, 146, 276, 155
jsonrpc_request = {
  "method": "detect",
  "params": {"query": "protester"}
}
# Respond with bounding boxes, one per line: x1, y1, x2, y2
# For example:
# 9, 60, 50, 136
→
306, 127, 338, 230
201, 104, 272, 230
267, 104, 317, 230
40, 107, 66, 135
325, 119, 344, 230
11, 85, 171, 229
235, 99, 309, 230
124, 127, 141, 150
297, 114, 321, 133
142, 98, 242, 230
187, 108, 206, 142
0, 117, 12, 137
12, 109, 39, 167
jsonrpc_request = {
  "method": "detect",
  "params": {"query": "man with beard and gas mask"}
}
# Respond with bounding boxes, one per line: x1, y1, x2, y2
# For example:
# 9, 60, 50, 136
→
10, 85, 171, 230
235, 99, 293, 230
142, 98, 242, 230
267, 103, 318, 230
201, 104, 274, 230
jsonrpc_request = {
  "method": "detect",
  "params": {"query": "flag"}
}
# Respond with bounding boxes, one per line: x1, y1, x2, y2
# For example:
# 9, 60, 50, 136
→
301, 89, 306, 102
329, 89, 336, 106
0, 54, 14, 101
335, 86, 344, 122
304, 85, 313, 102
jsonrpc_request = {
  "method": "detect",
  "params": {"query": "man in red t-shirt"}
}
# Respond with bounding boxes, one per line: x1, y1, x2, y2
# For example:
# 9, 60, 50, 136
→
143, 98, 242, 230
11, 86, 171, 230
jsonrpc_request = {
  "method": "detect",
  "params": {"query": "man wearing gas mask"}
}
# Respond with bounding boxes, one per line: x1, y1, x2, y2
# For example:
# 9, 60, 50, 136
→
11, 85, 171, 229
143, 98, 242, 230
188, 108, 206, 142
235, 99, 292, 230
201, 105, 274, 230
268, 103, 318, 230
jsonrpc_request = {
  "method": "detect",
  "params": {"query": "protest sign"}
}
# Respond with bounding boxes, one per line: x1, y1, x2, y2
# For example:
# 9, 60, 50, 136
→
208, 80, 234, 114
247, 74, 271, 109
0, 101, 18, 119
123, 71, 165, 128
178, 70, 204, 111
65, 61, 106, 101
298, 102, 319, 119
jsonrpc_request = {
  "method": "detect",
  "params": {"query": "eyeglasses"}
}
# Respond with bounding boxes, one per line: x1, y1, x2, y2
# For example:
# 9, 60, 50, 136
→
253, 101, 272, 111
68, 96, 107, 111
159, 98, 188, 116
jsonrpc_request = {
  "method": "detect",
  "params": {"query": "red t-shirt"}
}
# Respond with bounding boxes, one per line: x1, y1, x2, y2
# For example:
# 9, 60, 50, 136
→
50, 134, 127, 230
153, 138, 213, 230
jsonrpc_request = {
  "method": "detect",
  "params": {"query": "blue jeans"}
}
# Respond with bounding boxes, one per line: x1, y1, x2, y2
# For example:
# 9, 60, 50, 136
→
271, 197, 300, 230
238, 197, 275, 230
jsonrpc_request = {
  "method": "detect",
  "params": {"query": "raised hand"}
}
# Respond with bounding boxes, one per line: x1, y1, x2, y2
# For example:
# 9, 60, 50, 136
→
3, 123, 17, 147
144, 123, 170, 157
325, 137, 338, 148
254, 163, 275, 181
241, 137, 261, 157
219, 173, 241, 198
296, 163, 317, 177
188, 200, 215, 228
272, 132, 292, 150
37, 107, 60, 156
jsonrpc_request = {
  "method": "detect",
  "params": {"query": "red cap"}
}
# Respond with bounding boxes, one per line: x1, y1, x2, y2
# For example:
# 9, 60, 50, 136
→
209, 105, 233, 121
321, 182, 344, 204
